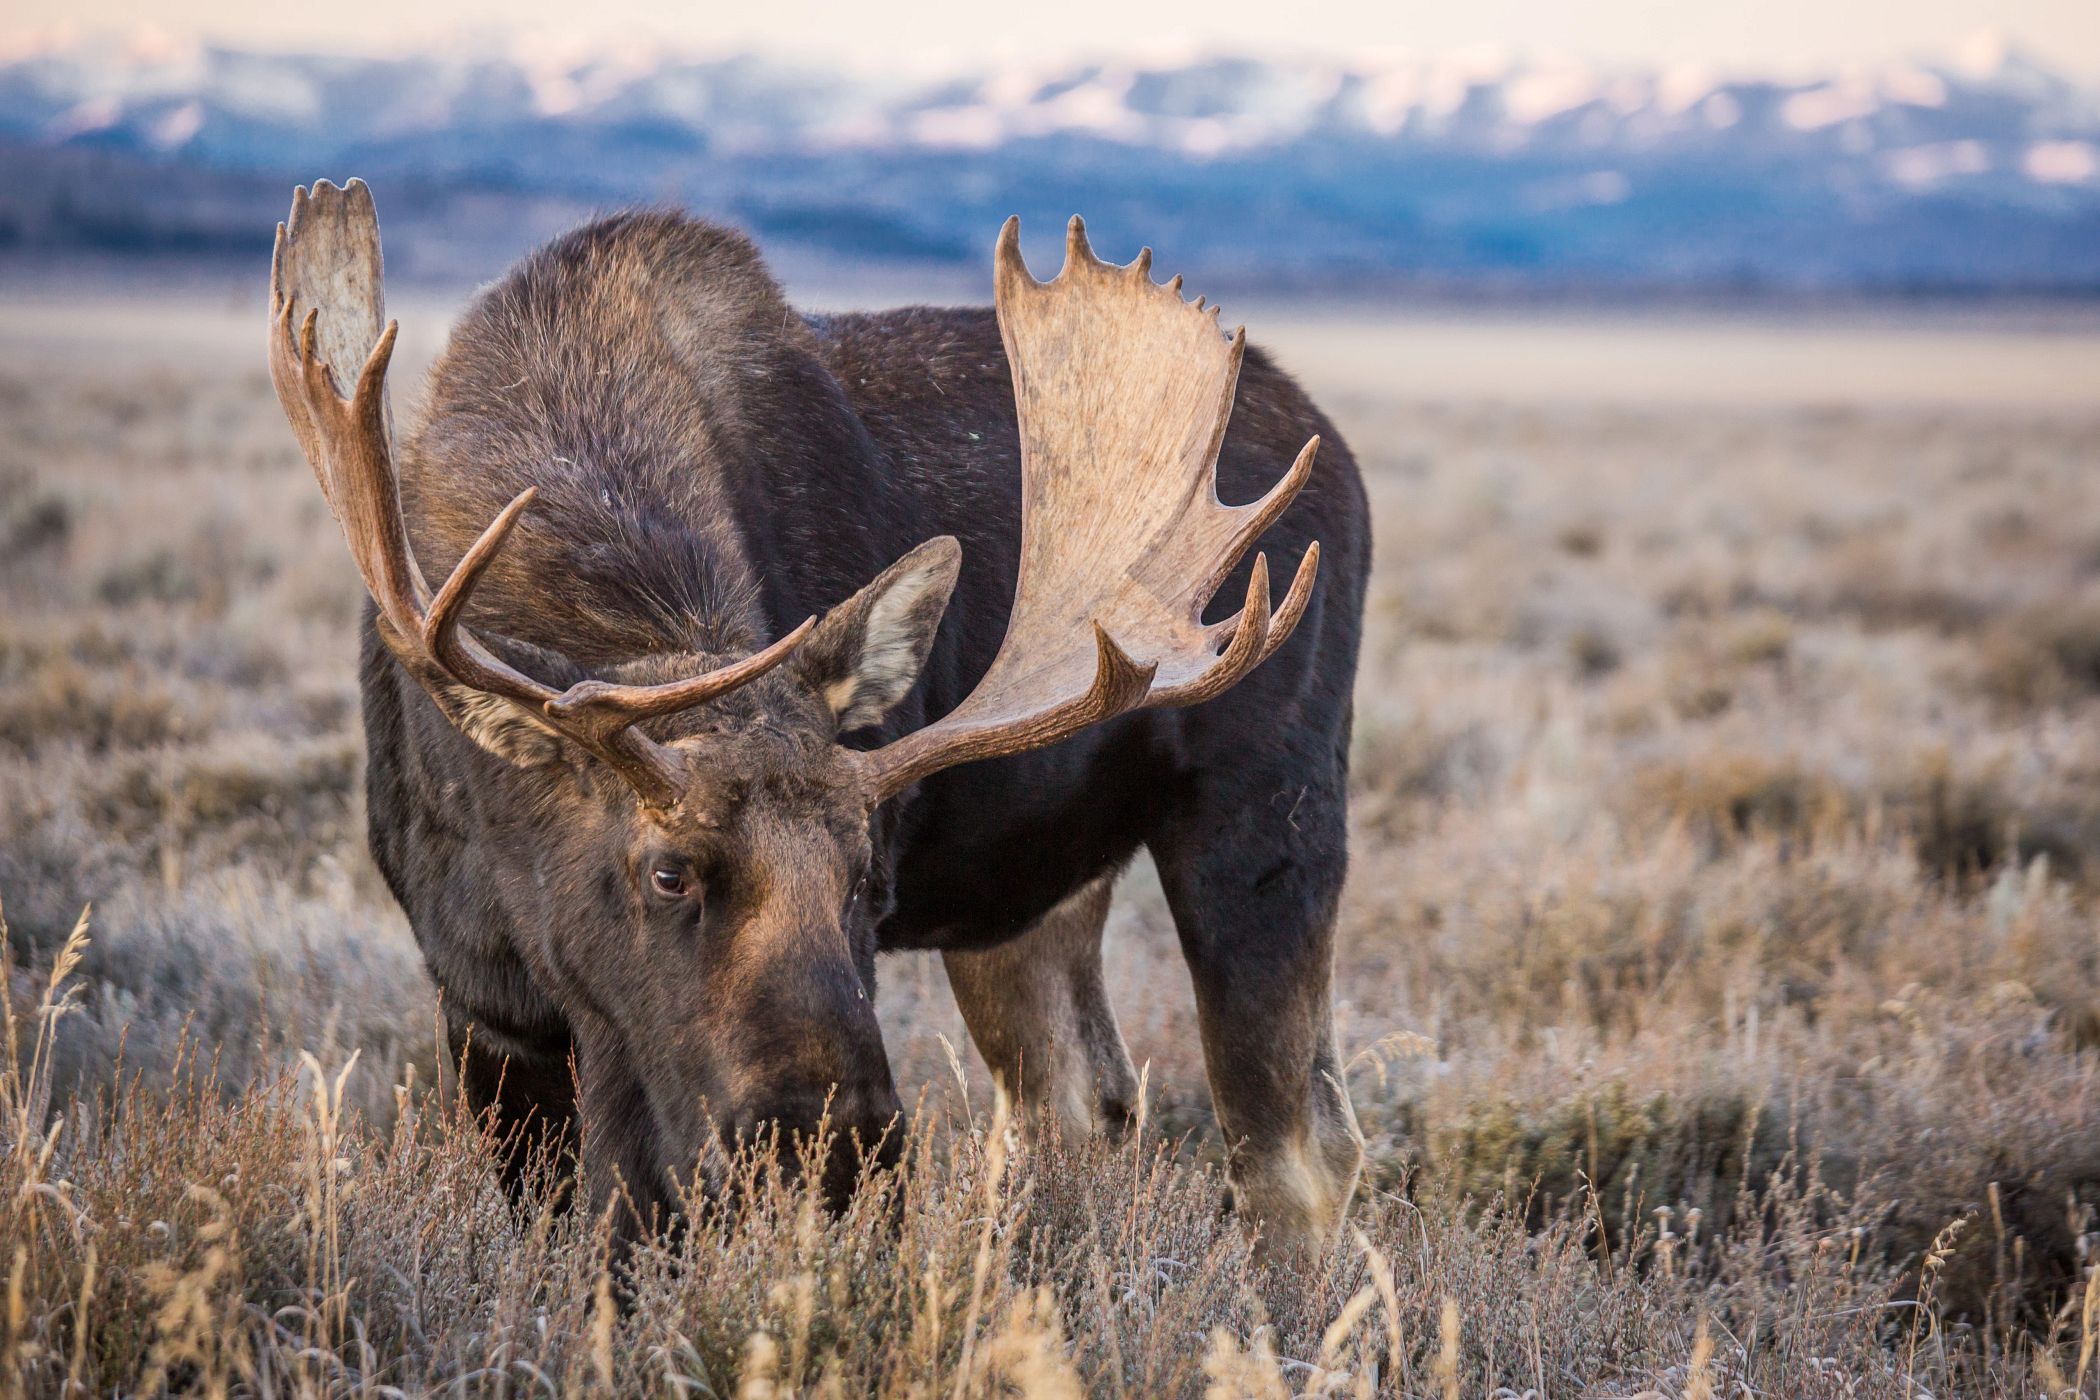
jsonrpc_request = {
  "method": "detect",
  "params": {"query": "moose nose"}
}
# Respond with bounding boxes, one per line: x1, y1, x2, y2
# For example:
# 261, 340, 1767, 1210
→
731, 1080, 902, 1203
822, 1082, 906, 1205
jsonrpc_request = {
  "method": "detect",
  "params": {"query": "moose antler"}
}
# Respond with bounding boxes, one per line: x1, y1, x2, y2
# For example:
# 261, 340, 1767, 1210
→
860, 216, 1321, 800
267, 179, 812, 808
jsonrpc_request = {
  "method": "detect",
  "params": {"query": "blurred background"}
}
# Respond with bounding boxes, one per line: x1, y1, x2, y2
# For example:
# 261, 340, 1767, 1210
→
5, 0, 2100, 297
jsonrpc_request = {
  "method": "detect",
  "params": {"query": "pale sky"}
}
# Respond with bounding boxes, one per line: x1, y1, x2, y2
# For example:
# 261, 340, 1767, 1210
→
7, 0, 2099, 77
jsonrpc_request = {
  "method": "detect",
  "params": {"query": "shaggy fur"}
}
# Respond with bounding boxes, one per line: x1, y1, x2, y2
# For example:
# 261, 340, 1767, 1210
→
363, 211, 1371, 1247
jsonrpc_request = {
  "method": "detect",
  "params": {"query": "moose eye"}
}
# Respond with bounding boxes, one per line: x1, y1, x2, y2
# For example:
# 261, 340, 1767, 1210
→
649, 866, 691, 901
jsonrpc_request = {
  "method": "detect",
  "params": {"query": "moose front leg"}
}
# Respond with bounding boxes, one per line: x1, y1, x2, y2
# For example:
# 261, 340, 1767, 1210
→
943, 874, 1139, 1138
1150, 760, 1364, 1258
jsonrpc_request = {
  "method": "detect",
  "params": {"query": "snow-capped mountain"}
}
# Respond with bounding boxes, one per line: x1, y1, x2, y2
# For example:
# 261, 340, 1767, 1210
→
4, 32, 2098, 293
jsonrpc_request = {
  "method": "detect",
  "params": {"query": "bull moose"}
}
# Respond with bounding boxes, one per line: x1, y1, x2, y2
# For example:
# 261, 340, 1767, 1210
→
266, 179, 1369, 1255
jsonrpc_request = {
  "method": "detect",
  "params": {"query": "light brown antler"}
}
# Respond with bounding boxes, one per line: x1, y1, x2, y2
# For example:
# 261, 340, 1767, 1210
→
267, 179, 811, 808
861, 216, 1320, 800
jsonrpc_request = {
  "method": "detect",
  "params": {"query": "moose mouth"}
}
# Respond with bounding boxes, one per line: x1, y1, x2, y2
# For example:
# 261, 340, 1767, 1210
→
680, 1107, 905, 1217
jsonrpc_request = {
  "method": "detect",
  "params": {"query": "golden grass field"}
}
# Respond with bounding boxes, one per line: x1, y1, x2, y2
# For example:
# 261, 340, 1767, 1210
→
2, 287, 2099, 1395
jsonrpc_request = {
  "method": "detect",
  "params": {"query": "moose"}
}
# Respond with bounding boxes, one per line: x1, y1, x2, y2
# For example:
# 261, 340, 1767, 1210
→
267, 179, 1369, 1255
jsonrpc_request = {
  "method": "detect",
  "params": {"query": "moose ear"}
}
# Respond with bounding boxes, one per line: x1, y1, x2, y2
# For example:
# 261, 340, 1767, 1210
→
798, 536, 962, 732
399, 632, 582, 771
440, 687, 570, 767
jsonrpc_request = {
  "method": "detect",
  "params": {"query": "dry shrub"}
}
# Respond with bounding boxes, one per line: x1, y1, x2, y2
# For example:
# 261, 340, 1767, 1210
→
1407, 1020, 2100, 1333
88, 734, 360, 869
1662, 653, 1737, 720
1968, 598, 2100, 710
1877, 746, 2100, 882
1655, 567, 1757, 621
0, 910, 2082, 1397
0, 658, 188, 755
1555, 520, 1606, 558
1720, 607, 1794, 667
1349, 711, 1498, 839
1567, 625, 1622, 679
1809, 534, 1989, 634
1623, 744, 2100, 885
1625, 750, 1847, 846
1423, 1080, 1778, 1233
0, 474, 69, 560
1648, 611, 1793, 722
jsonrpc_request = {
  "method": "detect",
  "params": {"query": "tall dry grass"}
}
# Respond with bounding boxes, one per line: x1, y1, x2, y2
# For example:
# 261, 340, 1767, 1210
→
2, 340, 2099, 1392
1, 898, 2082, 1396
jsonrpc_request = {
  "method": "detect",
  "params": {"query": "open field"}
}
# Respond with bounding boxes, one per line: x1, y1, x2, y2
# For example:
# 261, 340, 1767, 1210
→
2, 290, 2100, 1395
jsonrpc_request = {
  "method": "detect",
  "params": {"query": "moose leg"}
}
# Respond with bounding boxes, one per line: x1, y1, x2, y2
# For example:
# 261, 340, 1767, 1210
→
1149, 761, 1364, 1257
942, 874, 1139, 1139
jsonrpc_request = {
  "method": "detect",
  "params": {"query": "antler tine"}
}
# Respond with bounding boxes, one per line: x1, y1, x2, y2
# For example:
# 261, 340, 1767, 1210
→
422, 483, 546, 699
858, 215, 1324, 801
863, 625, 1159, 798
1258, 542, 1322, 665
545, 615, 817, 727
1064, 214, 1096, 270
1154, 552, 1271, 708
993, 215, 1034, 297
267, 178, 813, 810
1196, 538, 1322, 666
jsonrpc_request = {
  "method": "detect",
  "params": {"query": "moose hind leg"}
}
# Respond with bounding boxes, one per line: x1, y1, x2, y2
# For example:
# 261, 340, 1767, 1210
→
942, 875, 1139, 1138
1150, 762, 1365, 1257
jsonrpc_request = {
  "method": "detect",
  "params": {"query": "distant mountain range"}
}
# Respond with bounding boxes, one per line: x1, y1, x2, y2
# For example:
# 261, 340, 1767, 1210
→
3, 32, 2098, 295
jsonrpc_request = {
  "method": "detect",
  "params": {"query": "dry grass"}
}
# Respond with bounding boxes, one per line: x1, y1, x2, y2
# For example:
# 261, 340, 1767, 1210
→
2, 333, 2100, 1393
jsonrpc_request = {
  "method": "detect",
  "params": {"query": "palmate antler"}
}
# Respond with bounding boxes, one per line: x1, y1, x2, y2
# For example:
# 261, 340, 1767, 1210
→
267, 180, 811, 808
270, 183, 1314, 812
857, 216, 1321, 800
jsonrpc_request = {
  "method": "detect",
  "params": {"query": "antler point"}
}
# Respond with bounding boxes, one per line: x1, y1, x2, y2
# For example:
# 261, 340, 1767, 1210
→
1064, 215, 1097, 271
356, 320, 401, 403
994, 215, 1035, 294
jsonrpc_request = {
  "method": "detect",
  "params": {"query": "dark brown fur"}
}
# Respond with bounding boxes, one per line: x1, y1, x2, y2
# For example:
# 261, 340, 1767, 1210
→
364, 211, 1370, 1247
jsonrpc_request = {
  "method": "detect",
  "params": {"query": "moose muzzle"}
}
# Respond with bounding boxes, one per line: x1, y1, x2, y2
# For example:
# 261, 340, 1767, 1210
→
713, 937, 903, 1205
